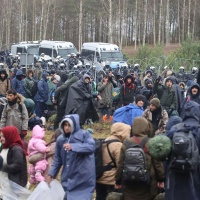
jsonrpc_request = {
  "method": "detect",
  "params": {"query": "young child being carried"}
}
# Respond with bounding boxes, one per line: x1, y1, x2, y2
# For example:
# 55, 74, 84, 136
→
28, 125, 50, 184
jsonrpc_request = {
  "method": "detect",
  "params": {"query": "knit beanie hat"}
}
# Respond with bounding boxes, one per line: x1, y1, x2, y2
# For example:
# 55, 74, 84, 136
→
135, 94, 146, 104
150, 98, 160, 108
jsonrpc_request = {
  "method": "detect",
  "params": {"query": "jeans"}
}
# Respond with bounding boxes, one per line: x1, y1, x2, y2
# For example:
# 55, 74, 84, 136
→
96, 183, 114, 200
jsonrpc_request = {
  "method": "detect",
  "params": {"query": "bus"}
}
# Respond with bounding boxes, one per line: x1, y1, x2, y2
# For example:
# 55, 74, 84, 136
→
38, 40, 78, 59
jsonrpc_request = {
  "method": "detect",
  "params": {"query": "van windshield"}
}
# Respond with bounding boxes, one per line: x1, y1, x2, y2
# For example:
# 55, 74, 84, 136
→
101, 51, 123, 61
27, 46, 39, 55
58, 48, 77, 58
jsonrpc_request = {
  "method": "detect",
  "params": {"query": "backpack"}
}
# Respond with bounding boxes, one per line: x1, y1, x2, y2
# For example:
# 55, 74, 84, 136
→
123, 136, 150, 184
95, 138, 120, 180
169, 124, 199, 173
30, 80, 38, 97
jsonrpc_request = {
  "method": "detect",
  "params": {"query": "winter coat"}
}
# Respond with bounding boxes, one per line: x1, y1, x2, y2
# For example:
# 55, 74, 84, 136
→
142, 106, 168, 135
11, 70, 26, 97
49, 114, 96, 200
0, 94, 28, 135
46, 81, 56, 105
54, 75, 78, 107
24, 76, 35, 98
65, 74, 99, 125
154, 81, 176, 111
97, 81, 113, 108
97, 122, 131, 185
0, 70, 10, 96
115, 117, 165, 200
120, 75, 137, 106
28, 125, 47, 157
34, 72, 49, 102
165, 101, 200, 200
186, 83, 200, 104
1, 145, 28, 187
43, 142, 56, 180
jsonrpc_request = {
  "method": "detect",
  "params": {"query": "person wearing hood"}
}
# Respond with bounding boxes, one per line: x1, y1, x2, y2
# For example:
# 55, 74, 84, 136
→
24, 69, 36, 99
115, 117, 165, 200
186, 83, 200, 104
65, 73, 99, 126
119, 74, 137, 106
97, 74, 113, 119
96, 122, 131, 200
0, 89, 28, 139
34, 71, 49, 117
48, 114, 96, 200
54, 72, 79, 130
0, 69, 10, 96
11, 69, 26, 97
165, 101, 200, 200
28, 125, 50, 184
142, 98, 168, 135
154, 76, 178, 117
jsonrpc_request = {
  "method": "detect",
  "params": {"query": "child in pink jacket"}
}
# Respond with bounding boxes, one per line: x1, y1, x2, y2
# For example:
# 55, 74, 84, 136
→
28, 125, 50, 184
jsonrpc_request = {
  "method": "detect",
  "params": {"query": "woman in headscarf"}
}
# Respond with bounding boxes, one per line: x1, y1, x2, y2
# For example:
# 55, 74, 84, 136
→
0, 126, 27, 187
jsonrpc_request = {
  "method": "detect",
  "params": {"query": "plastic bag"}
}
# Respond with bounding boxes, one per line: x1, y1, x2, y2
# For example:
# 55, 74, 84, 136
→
0, 173, 32, 200
28, 180, 65, 200
49, 179, 65, 200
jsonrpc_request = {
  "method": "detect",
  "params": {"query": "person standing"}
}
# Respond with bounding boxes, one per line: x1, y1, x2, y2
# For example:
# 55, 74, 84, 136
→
47, 114, 96, 200
0, 89, 28, 139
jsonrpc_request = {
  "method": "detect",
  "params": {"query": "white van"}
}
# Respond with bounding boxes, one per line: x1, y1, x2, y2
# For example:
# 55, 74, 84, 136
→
11, 41, 40, 58
81, 42, 127, 68
39, 40, 77, 59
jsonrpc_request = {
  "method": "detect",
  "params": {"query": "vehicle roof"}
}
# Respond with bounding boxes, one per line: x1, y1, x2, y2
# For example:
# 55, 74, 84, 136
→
82, 42, 120, 50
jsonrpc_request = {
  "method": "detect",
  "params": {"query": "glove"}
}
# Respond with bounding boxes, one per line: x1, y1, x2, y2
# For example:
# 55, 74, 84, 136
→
21, 130, 27, 138
92, 93, 98, 98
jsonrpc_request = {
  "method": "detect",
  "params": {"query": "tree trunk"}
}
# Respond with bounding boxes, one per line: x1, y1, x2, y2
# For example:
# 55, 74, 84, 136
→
165, 0, 170, 45
79, 0, 83, 52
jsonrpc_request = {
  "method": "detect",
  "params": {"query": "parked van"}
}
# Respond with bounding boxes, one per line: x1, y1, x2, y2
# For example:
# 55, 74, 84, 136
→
11, 41, 40, 58
39, 40, 77, 59
81, 42, 127, 68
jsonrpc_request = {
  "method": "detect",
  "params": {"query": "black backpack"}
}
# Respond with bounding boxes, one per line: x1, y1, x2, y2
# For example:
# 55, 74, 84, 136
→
95, 138, 120, 180
30, 80, 38, 97
170, 124, 199, 173
122, 136, 150, 184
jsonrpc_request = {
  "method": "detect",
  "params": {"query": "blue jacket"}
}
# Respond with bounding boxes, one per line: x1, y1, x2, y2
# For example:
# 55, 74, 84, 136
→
49, 114, 95, 200
34, 72, 49, 102
11, 70, 26, 97
113, 103, 144, 126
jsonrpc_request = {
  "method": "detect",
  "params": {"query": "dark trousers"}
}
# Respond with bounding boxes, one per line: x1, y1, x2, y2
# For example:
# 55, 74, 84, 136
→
96, 183, 114, 200
54, 105, 66, 130
35, 101, 46, 118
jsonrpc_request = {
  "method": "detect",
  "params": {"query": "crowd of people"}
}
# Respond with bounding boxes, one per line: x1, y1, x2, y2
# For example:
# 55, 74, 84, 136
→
0, 51, 200, 200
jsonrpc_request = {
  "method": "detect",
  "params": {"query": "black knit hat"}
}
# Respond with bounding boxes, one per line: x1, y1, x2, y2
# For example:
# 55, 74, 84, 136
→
135, 94, 146, 104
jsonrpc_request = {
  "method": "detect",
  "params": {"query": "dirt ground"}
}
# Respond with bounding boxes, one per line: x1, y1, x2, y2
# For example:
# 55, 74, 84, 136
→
122, 43, 181, 57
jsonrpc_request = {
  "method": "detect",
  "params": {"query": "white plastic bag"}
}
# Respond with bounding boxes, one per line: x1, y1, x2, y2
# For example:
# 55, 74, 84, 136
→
49, 180, 65, 200
0, 173, 32, 200
28, 180, 65, 200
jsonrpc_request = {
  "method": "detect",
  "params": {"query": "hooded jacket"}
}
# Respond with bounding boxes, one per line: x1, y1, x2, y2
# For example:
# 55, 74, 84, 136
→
65, 74, 99, 125
187, 83, 200, 104
0, 70, 10, 96
49, 114, 95, 200
97, 122, 131, 185
165, 101, 200, 200
0, 94, 28, 135
11, 70, 26, 97
34, 72, 49, 102
115, 117, 164, 200
28, 125, 47, 157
